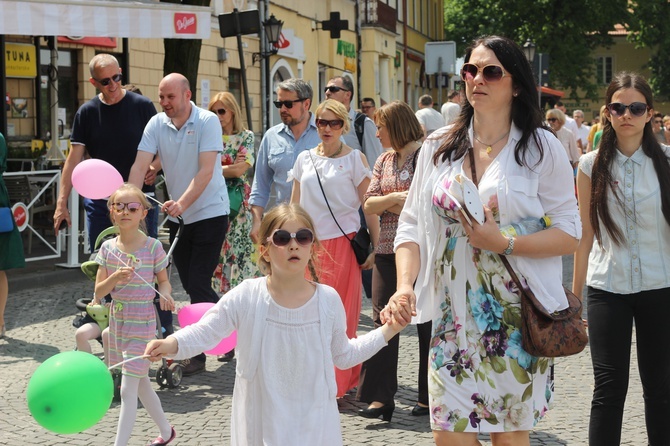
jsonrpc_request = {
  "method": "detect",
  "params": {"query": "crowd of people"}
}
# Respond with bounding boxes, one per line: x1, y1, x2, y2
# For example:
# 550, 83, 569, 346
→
1, 33, 669, 445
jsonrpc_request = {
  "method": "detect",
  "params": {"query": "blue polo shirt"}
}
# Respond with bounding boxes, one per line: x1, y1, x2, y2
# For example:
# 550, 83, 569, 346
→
249, 113, 321, 208
138, 102, 228, 224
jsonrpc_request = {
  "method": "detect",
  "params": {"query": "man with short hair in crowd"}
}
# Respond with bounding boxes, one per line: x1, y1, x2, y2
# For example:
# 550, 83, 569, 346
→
416, 94, 445, 138
249, 78, 321, 244
360, 97, 376, 119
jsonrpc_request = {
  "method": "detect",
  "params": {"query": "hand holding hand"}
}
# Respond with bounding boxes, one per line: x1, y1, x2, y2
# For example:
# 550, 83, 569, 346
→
381, 284, 416, 325
144, 165, 158, 186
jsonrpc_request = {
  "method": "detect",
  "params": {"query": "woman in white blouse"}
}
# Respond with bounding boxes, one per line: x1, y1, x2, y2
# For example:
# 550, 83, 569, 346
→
383, 36, 581, 446
573, 72, 670, 446
290, 99, 380, 397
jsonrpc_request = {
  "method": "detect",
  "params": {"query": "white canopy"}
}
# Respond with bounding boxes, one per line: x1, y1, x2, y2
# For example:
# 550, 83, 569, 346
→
0, 0, 212, 39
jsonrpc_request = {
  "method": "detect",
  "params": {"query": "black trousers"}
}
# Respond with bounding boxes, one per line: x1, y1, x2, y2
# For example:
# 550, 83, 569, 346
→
587, 286, 670, 446
168, 215, 228, 362
357, 253, 431, 406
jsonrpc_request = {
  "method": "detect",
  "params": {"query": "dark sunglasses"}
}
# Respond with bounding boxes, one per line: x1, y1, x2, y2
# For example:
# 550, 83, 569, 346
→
95, 73, 123, 87
315, 119, 345, 130
110, 202, 143, 213
460, 63, 507, 82
607, 102, 649, 117
267, 228, 314, 247
547, 117, 558, 123
324, 85, 349, 93
213, 108, 226, 116
273, 98, 306, 109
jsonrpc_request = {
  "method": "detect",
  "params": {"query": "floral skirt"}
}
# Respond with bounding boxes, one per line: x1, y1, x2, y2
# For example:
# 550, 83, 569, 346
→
428, 234, 553, 433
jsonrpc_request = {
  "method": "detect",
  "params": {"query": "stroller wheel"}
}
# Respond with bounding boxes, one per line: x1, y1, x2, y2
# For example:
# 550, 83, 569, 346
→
112, 372, 122, 403
166, 363, 183, 388
156, 365, 169, 388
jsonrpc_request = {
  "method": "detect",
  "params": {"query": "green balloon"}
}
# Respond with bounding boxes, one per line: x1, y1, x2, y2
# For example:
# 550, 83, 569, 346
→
27, 351, 113, 434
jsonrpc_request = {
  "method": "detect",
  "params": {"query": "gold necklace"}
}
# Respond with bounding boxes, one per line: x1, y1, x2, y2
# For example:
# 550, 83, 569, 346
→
474, 130, 509, 155
319, 141, 343, 158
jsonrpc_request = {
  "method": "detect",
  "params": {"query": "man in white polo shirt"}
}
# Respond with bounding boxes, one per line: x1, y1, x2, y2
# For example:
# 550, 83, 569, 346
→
129, 73, 228, 376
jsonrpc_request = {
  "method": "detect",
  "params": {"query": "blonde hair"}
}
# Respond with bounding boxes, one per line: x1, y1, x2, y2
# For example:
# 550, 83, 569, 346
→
89, 54, 119, 77
257, 203, 321, 281
315, 99, 351, 134
546, 108, 566, 125
208, 91, 245, 134
106, 183, 150, 233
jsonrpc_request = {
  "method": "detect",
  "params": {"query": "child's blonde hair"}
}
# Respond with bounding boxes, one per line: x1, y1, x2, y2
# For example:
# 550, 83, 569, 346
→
106, 183, 150, 234
257, 203, 321, 281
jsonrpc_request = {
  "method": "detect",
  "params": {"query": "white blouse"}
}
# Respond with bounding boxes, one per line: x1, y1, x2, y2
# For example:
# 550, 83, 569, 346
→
579, 146, 670, 294
290, 149, 371, 241
395, 122, 582, 322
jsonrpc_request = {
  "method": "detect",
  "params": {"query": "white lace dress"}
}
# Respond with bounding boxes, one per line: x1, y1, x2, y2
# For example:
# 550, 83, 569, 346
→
171, 278, 388, 445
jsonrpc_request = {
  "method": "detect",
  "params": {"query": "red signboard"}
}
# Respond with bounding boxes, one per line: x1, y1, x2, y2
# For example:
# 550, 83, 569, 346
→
174, 13, 197, 35
57, 37, 117, 48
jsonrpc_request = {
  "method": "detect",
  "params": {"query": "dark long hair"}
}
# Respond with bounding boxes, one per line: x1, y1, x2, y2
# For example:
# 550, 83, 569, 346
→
433, 35, 549, 166
590, 72, 670, 246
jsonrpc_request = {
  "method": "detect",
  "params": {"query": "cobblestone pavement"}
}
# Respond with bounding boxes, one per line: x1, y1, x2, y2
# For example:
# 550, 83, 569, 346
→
0, 257, 647, 445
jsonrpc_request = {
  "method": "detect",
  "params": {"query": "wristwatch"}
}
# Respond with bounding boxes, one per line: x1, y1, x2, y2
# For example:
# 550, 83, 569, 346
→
502, 236, 515, 255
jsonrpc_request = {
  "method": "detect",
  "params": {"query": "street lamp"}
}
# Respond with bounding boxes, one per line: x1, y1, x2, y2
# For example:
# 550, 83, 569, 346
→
253, 15, 284, 64
523, 39, 542, 109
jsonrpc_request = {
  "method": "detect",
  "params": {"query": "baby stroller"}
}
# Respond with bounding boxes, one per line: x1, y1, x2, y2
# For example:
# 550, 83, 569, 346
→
73, 206, 185, 394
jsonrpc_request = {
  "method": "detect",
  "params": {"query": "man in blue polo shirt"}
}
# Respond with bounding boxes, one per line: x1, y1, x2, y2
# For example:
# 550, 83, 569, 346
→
248, 78, 321, 244
129, 73, 228, 376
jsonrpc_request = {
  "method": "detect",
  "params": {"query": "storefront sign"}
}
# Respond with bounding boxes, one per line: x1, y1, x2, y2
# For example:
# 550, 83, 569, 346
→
5, 43, 37, 78
337, 40, 357, 73
174, 13, 198, 35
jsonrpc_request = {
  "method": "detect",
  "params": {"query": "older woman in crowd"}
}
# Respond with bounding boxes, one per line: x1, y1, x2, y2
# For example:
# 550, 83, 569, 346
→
546, 108, 581, 170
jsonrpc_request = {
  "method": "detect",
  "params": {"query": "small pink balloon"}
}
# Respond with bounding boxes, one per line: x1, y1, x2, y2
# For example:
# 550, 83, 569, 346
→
72, 159, 124, 199
177, 302, 237, 355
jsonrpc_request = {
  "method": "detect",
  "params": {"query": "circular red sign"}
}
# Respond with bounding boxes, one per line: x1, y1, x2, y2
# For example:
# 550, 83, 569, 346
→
12, 202, 28, 232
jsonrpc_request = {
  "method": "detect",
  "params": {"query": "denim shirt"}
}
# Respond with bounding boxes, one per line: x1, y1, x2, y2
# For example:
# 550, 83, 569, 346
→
580, 146, 670, 294
249, 114, 321, 208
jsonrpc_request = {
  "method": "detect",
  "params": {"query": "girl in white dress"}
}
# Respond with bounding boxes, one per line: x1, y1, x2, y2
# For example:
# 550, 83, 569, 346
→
145, 203, 411, 446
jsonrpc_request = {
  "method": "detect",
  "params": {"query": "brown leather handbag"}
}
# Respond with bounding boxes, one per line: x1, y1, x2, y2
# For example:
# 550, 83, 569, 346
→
500, 255, 588, 357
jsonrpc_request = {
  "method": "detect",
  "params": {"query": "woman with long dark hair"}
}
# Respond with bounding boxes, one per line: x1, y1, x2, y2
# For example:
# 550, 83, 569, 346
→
384, 36, 580, 445
573, 72, 670, 446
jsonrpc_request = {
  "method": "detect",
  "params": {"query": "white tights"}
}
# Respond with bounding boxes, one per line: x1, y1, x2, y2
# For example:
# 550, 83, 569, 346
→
114, 375, 171, 446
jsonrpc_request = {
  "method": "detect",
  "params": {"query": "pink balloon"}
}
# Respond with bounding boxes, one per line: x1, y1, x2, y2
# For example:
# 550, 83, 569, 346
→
177, 302, 237, 355
71, 159, 124, 199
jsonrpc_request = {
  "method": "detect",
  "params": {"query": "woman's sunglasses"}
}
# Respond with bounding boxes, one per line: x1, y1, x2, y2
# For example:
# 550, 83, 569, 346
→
267, 228, 314, 247
547, 117, 558, 123
315, 119, 344, 130
110, 202, 144, 213
607, 102, 649, 117
213, 108, 226, 116
460, 63, 507, 82
95, 73, 123, 87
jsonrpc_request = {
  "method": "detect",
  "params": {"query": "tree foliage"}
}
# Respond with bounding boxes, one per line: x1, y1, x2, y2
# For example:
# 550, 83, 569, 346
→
443, 0, 629, 100
161, 0, 211, 103
625, 0, 670, 101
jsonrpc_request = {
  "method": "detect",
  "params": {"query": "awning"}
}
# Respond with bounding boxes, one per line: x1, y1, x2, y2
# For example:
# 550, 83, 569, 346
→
540, 86, 564, 98
0, 0, 211, 39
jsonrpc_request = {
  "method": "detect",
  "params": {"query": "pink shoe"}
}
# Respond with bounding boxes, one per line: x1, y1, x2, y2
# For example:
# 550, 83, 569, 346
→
147, 426, 176, 445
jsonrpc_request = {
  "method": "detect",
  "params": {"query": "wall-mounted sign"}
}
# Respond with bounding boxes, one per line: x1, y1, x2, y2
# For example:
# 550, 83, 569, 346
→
57, 36, 117, 48
337, 40, 357, 73
5, 43, 37, 78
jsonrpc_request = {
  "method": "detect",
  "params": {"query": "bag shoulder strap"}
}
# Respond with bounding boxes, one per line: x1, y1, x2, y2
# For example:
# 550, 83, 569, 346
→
308, 150, 352, 241
354, 112, 366, 147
